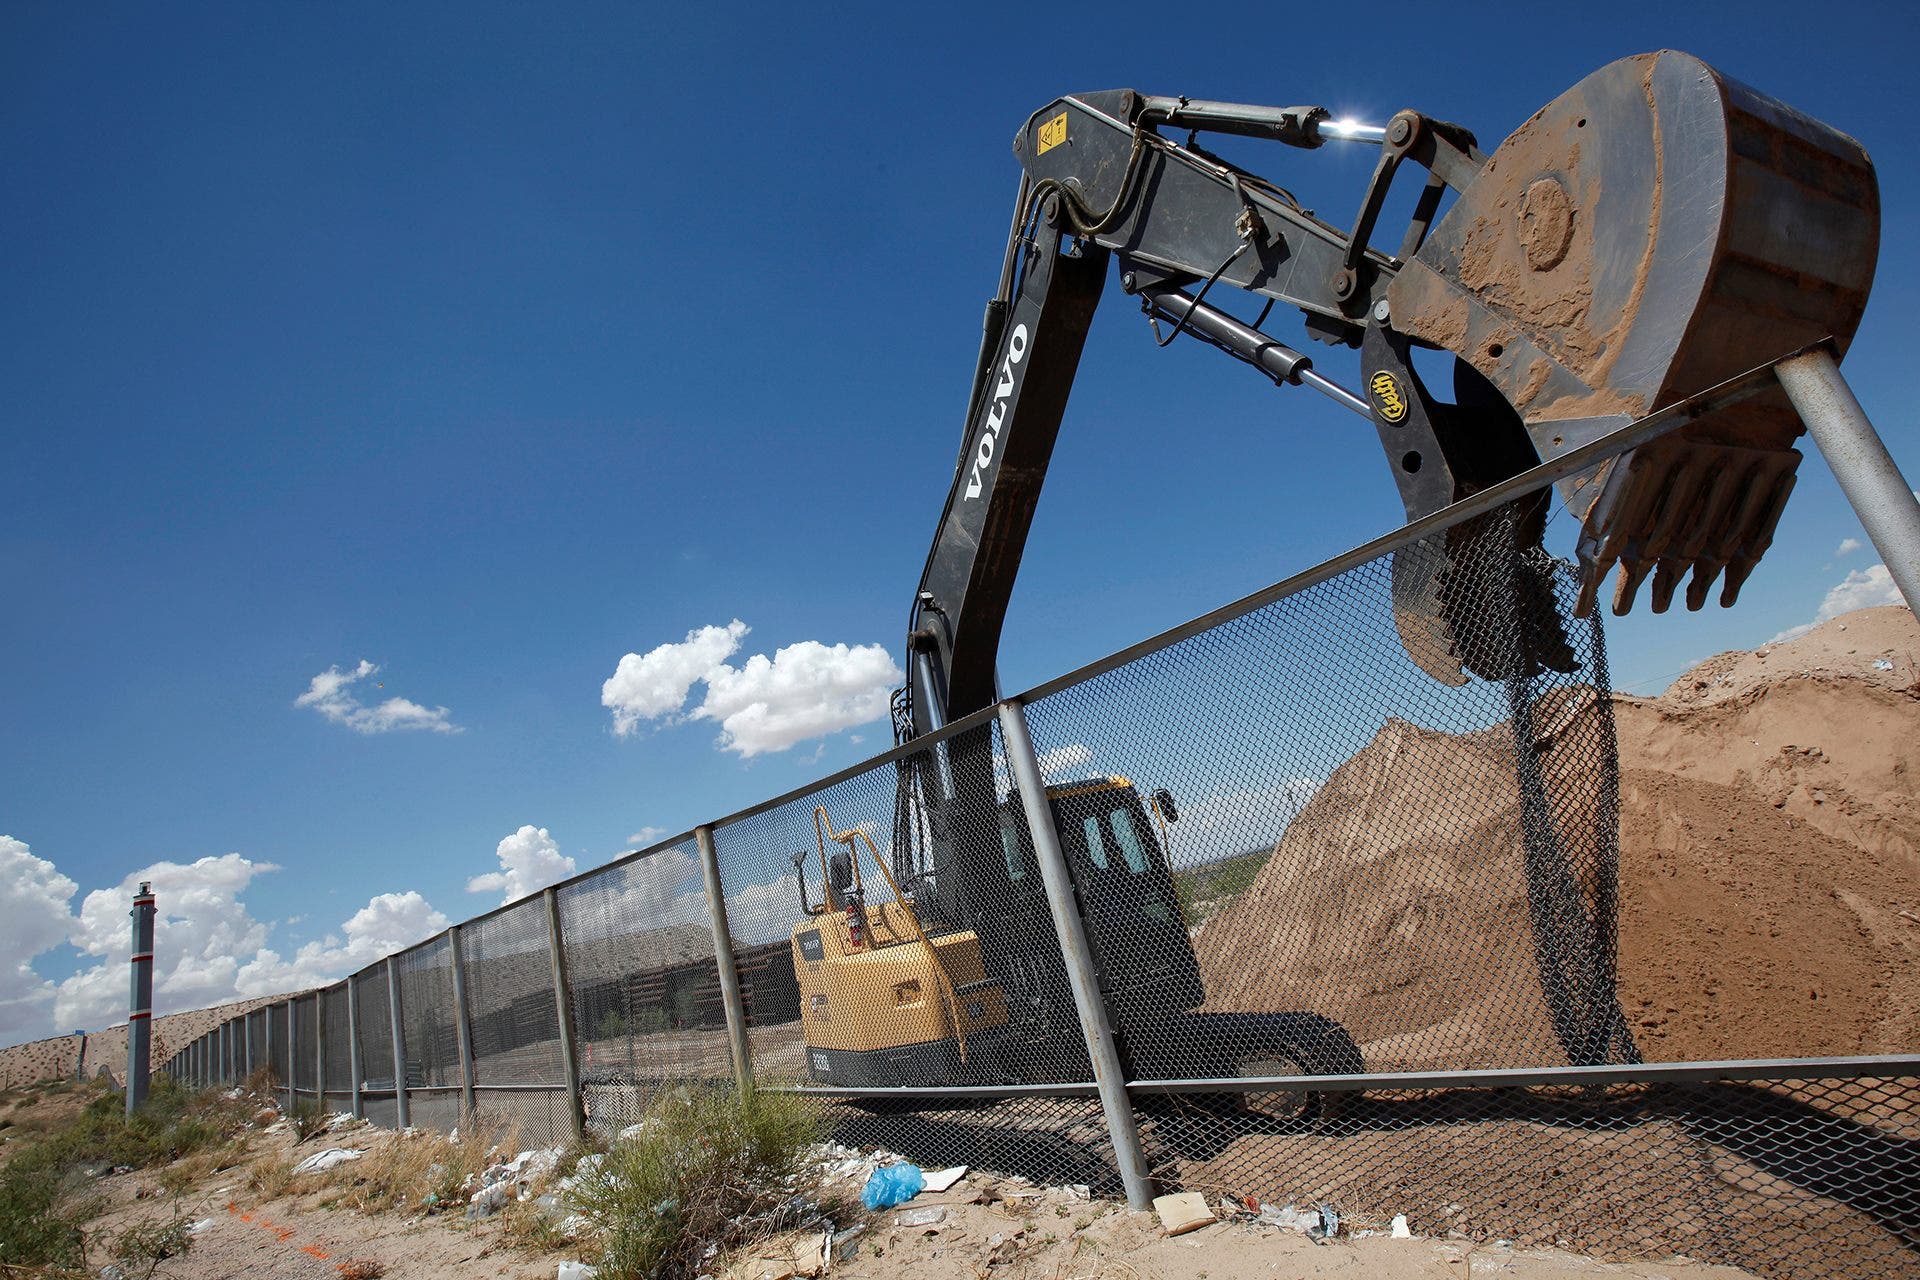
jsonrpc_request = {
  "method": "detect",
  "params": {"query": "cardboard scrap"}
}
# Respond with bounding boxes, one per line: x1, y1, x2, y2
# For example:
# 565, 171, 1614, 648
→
1153, 1191, 1214, 1236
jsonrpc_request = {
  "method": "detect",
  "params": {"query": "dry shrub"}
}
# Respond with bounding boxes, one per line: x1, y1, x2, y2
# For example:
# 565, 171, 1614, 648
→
287, 1099, 328, 1143
568, 1085, 821, 1280
337, 1259, 386, 1279
103, 1214, 193, 1279
317, 1110, 518, 1216
248, 1151, 296, 1200
157, 1136, 250, 1194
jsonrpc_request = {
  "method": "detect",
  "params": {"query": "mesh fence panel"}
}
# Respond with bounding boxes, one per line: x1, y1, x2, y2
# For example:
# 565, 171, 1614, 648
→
559, 842, 729, 1135
1022, 503, 1631, 1080
408, 1089, 463, 1135
353, 969, 394, 1093
473, 1087, 571, 1149
268, 1003, 289, 1086
463, 900, 563, 1086
241, 1013, 261, 1082
167, 473, 1917, 1278
395, 937, 460, 1091
291, 996, 318, 1093
322, 983, 352, 1092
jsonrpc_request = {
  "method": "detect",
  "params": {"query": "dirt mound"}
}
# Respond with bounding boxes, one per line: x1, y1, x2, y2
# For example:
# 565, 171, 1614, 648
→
1613, 605, 1920, 1060
1195, 686, 1621, 1070
1195, 605, 1919, 1068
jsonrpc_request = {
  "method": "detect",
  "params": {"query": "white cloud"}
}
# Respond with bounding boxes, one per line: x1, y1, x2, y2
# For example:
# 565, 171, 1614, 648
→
694, 640, 903, 757
602, 621, 903, 757
62, 858, 446, 1029
626, 826, 668, 848
0, 836, 80, 1044
1835, 537, 1864, 556
235, 891, 448, 994
601, 621, 748, 735
467, 825, 577, 904
1035, 743, 1093, 781
296, 659, 459, 735
0, 840, 454, 1046
1769, 563, 1908, 644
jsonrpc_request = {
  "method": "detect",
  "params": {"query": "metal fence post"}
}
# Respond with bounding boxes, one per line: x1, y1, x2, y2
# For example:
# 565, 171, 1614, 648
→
696, 825, 754, 1095
286, 1000, 297, 1110
1777, 348, 1920, 614
244, 1011, 254, 1081
542, 887, 587, 1144
385, 959, 411, 1129
263, 1004, 275, 1097
447, 926, 479, 1124
346, 978, 364, 1120
998, 698, 1156, 1211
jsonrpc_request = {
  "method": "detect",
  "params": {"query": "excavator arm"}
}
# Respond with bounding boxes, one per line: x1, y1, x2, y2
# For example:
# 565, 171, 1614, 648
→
905, 54, 1878, 737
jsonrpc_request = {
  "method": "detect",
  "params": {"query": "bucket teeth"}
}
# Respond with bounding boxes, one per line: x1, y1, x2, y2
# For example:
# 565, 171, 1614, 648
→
1574, 440, 1799, 619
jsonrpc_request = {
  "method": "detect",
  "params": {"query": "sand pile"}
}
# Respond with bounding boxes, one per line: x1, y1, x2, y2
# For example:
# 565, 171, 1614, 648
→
1612, 605, 1919, 1061
1195, 683, 1623, 1070
1196, 605, 1918, 1069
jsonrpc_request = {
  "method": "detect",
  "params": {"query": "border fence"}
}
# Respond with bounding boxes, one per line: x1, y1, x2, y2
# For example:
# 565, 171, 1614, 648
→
164, 369, 1919, 1279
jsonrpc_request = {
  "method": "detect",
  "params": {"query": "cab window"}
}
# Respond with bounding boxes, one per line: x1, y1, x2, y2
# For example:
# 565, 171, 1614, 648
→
999, 822, 1027, 881
1108, 810, 1149, 873
1080, 815, 1110, 870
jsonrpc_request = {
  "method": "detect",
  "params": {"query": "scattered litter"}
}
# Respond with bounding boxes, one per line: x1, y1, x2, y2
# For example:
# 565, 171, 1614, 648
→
861, 1162, 924, 1209
1257, 1203, 1320, 1232
468, 1180, 512, 1219
556, 1264, 598, 1280
187, 1218, 215, 1236
1391, 1213, 1412, 1238
895, 1206, 948, 1228
921, 1165, 967, 1193
830, 1225, 866, 1262
1153, 1191, 1214, 1236
1307, 1202, 1339, 1245
1874, 658, 1895, 671
291, 1147, 363, 1175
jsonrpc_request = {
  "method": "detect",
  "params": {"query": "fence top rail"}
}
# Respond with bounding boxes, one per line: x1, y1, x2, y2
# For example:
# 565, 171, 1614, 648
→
1014, 352, 1788, 706
179, 350, 1810, 1036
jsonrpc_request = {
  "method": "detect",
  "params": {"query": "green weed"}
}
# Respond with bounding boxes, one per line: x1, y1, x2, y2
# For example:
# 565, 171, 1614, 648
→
567, 1085, 821, 1280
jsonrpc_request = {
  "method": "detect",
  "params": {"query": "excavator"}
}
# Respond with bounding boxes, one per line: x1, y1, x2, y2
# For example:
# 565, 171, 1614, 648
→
789, 52, 1879, 1098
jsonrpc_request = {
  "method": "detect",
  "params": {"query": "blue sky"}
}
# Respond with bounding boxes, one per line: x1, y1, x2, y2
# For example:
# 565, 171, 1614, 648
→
2, 0, 1912, 1045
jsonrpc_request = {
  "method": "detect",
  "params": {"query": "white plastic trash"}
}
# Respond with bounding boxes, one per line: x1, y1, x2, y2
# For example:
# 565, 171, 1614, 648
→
291, 1147, 363, 1175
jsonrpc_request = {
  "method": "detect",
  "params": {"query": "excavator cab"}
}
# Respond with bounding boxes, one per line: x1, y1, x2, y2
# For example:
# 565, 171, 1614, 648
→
1032, 778, 1204, 1027
795, 778, 1199, 1088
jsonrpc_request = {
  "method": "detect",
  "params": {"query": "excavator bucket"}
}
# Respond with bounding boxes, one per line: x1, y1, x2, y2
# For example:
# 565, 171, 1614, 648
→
1389, 50, 1879, 619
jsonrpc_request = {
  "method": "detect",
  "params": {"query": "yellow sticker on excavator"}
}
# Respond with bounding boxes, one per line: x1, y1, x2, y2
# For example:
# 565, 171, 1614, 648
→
1369, 371, 1409, 423
1037, 112, 1068, 155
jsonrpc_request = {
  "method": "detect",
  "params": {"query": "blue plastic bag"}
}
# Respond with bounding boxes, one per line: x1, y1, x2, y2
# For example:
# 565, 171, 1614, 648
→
861, 1162, 925, 1209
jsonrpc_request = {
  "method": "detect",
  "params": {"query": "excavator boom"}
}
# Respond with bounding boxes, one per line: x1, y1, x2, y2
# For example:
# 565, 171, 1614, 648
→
905, 52, 1879, 732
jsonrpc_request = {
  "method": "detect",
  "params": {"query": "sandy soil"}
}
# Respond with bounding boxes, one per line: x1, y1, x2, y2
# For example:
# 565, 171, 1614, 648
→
1195, 605, 1920, 1069
825, 1180, 1756, 1280
65, 1102, 1756, 1280
79, 1106, 556, 1280
1612, 606, 1920, 1061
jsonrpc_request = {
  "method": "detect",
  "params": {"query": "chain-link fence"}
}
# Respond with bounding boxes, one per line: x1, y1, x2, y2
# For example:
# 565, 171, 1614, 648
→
159, 470, 1920, 1278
